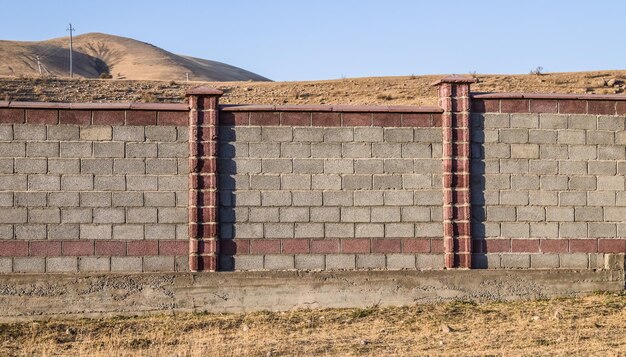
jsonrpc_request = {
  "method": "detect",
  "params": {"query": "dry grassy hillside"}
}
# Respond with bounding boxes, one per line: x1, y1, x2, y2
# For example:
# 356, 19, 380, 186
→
0, 33, 269, 81
1, 70, 626, 106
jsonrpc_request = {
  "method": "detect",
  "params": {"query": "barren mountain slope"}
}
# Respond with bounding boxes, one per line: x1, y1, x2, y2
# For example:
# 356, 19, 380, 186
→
0, 33, 269, 81
1, 70, 625, 106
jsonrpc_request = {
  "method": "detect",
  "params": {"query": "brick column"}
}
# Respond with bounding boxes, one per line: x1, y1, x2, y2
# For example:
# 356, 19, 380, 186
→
433, 76, 477, 269
186, 87, 223, 272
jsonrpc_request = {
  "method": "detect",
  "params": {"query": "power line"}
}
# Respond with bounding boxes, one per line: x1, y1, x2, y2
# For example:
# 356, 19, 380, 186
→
66, 23, 76, 78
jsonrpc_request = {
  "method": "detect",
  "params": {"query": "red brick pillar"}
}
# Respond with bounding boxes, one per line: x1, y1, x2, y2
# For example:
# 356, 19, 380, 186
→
433, 76, 477, 269
186, 87, 223, 272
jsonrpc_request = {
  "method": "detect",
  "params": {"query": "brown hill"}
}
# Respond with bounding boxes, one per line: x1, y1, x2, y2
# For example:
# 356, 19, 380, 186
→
1, 70, 626, 106
0, 32, 269, 82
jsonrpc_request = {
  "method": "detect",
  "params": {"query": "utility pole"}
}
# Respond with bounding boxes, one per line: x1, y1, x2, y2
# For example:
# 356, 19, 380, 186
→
36, 55, 42, 75
67, 23, 75, 78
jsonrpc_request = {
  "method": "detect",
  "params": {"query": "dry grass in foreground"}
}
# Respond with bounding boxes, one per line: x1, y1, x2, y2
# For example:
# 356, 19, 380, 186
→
1, 293, 626, 356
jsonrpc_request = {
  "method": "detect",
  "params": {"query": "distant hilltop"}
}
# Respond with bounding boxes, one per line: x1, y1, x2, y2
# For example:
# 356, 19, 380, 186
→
0, 32, 270, 82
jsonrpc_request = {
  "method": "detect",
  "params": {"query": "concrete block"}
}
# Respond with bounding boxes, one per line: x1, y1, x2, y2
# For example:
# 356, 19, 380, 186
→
264, 223, 294, 238
126, 143, 157, 158
80, 224, 112, 240
91, 208, 124, 224
353, 190, 383, 206
311, 174, 341, 190
249, 143, 280, 158
384, 128, 413, 142
290, 191, 322, 207
558, 130, 586, 145
499, 191, 528, 205
568, 114, 596, 130
325, 223, 354, 237
0, 125, 12, 140
158, 207, 187, 224
13, 257, 45, 273
500, 254, 530, 268
598, 145, 626, 160
354, 159, 383, 174
383, 159, 414, 174
401, 207, 430, 222
310, 207, 340, 222
175, 255, 189, 272
501, 223, 530, 238
528, 129, 557, 144
14, 192, 45, 207
371, 207, 400, 223
540, 145, 568, 159
261, 127, 292, 142
588, 223, 616, 238
228, 223, 261, 239
528, 191, 557, 206
113, 159, 146, 174
530, 254, 560, 269
355, 223, 384, 238
144, 224, 176, 239
281, 175, 311, 190
560, 253, 589, 269
46, 257, 77, 273
48, 125, 79, 140
292, 159, 323, 174
264, 254, 295, 270
0, 258, 12, 273
26, 142, 59, 158
28, 208, 60, 224
500, 129, 529, 144
546, 207, 574, 222
402, 174, 432, 189
530, 223, 558, 238
604, 207, 626, 221
94, 175, 127, 192
356, 254, 385, 269
281, 142, 311, 158
559, 192, 587, 206
342, 143, 371, 158
0, 143, 25, 158
233, 255, 264, 271
326, 254, 356, 270
416, 254, 444, 270
250, 175, 280, 190
559, 222, 588, 238
248, 207, 280, 223
14, 125, 46, 140
0, 225, 13, 239
293, 127, 324, 142
0, 208, 27, 224
568, 145, 596, 160
372, 143, 401, 158
28, 174, 60, 191
111, 257, 143, 272
322, 127, 352, 142
324, 159, 354, 174
145, 126, 177, 142
597, 115, 625, 131
481, 114, 508, 128
47, 224, 80, 240
511, 144, 539, 159
280, 207, 309, 222
113, 126, 144, 141
340, 207, 370, 223
588, 161, 616, 175
385, 223, 414, 238
157, 176, 186, 191
294, 222, 324, 238
354, 127, 383, 142
146, 158, 178, 174
414, 191, 443, 205
510, 113, 538, 128
60, 142, 92, 158
342, 175, 372, 190
14, 224, 46, 240
80, 126, 112, 141
59, 175, 92, 191
158, 143, 188, 158
78, 257, 111, 272
261, 159, 293, 174
260, 191, 291, 207
61, 208, 92, 224
234, 127, 262, 142
587, 131, 615, 145
322, 191, 353, 206
310, 143, 342, 158
0, 159, 12, 174
414, 223, 443, 237
80, 158, 113, 175
143, 256, 175, 272
387, 254, 416, 270
112, 192, 143, 207
539, 176, 568, 191
413, 127, 442, 142
402, 143, 434, 159
373, 175, 402, 189
295, 255, 325, 270
126, 176, 158, 191
80, 192, 111, 207
597, 176, 624, 191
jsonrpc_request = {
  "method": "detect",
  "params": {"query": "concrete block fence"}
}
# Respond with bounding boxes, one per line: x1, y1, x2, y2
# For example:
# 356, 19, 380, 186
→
0, 77, 625, 273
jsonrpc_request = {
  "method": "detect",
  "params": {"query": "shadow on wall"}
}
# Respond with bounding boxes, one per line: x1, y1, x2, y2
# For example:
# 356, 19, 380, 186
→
218, 125, 238, 271
470, 113, 488, 268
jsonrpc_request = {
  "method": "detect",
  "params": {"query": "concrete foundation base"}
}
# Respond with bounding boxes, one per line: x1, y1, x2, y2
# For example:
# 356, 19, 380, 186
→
0, 255, 623, 322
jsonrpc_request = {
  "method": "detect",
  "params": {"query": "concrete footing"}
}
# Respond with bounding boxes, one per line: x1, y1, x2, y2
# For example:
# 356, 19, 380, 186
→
0, 254, 623, 322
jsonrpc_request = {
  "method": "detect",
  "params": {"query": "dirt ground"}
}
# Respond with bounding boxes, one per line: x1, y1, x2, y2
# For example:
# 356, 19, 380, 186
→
1, 293, 625, 356
2, 70, 626, 107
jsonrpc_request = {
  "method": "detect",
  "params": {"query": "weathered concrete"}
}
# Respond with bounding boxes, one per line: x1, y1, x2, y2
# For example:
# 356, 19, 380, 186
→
0, 254, 623, 322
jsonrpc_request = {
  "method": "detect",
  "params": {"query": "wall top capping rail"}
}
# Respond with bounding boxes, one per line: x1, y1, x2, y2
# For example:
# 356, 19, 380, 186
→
472, 92, 626, 101
0, 101, 190, 111
220, 104, 444, 113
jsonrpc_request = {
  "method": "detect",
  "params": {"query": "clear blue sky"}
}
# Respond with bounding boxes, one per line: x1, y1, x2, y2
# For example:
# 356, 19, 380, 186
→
2, 0, 624, 81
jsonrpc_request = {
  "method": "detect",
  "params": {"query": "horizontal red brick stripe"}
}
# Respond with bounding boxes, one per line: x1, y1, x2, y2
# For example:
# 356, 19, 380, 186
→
472, 93, 626, 115
475, 238, 626, 253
